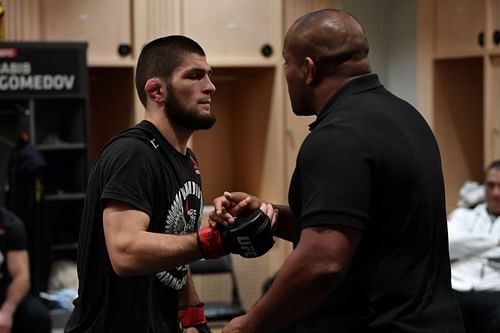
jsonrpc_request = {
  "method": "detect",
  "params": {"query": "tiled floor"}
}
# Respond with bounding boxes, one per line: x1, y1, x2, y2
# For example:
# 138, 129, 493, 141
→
50, 319, 226, 332
50, 309, 70, 333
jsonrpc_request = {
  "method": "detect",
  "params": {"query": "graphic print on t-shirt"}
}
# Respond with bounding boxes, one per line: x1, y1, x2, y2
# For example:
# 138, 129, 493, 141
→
156, 180, 203, 290
189, 154, 201, 175
0, 221, 5, 280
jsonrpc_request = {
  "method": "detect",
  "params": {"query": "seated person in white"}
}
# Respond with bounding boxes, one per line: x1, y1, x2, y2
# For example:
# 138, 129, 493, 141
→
448, 160, 500, 333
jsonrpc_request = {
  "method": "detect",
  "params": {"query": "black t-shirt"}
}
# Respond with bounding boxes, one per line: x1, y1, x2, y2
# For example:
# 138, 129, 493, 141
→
0, 207, 27, 301
288, 74, 464, 333
65, 121, 203, 333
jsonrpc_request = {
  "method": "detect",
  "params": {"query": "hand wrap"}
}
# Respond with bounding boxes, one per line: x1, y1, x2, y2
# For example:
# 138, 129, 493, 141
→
197, 209, 275, 259
178, 303, 211, 332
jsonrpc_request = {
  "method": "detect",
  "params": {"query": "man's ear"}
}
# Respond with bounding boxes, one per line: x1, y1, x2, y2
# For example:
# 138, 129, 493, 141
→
304, 57, 317, 85
144, 78, 165, 103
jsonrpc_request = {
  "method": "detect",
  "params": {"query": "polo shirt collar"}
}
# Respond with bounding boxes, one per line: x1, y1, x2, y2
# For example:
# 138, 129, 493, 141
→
309, 73, 382, 130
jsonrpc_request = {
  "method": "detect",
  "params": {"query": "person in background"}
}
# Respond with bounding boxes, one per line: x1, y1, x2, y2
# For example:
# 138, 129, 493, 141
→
210, 9, 465, 333
448, 160, 500, 333
64, 35, 276, 333
7, 128, 51, 297
0, 109, 51, 333
0, 206, 51, 333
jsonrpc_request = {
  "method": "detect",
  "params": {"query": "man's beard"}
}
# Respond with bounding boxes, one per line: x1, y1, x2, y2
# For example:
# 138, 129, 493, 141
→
165, 85, 216, 130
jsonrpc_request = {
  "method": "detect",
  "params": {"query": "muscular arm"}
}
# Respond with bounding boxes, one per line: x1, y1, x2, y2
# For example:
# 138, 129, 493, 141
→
273, 205, 296, 242
103, 201, 205, 276
240, 225, 361, 333
1, 250, 30, 318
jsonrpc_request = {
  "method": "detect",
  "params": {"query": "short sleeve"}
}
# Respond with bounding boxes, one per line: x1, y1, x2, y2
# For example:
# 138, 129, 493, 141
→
2, 209, 27, 251
297, 125, 374, 231
99, 138, 159, 216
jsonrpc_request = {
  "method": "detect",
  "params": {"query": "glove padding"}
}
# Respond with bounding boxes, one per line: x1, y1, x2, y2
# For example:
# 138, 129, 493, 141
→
217, 209, 274, 258
197, 209, 274, 259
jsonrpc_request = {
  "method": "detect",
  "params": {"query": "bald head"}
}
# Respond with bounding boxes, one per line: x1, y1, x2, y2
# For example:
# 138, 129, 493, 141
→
284, 9, 371, 80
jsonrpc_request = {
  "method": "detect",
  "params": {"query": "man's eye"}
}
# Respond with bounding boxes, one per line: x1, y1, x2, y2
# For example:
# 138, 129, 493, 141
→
189, 71, 204, 79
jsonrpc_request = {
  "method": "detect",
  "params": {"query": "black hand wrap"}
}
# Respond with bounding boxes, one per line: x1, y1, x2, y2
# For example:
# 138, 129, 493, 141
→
217, 209, 274, 258
190, 322, 211, 333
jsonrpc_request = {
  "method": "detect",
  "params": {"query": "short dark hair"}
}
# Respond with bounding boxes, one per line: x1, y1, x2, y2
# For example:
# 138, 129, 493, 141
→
135, 35, 206, 107
487, 160, 500, 172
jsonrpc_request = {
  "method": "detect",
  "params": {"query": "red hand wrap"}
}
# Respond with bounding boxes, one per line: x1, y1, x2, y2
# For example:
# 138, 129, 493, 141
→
197, 227, 227, 259
178, 303, 207, 328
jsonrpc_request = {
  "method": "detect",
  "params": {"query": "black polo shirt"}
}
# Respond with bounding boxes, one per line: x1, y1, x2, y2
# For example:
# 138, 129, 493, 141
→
289, 74, 465, 332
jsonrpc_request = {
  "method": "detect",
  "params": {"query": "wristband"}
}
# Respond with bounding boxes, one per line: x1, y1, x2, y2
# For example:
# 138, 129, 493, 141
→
178, 303, 207, 328
197, 227, 227, 259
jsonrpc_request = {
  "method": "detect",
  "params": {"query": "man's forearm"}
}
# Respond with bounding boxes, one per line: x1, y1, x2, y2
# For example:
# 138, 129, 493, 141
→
248, 247, 342, 332
449, 235, 499, 260
274, 205, 296, 242
245, 226, 360, 333
1, 274, 29, 316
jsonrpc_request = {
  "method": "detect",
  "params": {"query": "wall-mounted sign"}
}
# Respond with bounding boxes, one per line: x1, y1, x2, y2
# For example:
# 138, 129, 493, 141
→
0, 42, 87, 97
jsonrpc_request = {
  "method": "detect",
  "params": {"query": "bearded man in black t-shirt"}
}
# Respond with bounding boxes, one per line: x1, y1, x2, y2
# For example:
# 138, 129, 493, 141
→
210, 9, 466, 333
65, 36, 277, 333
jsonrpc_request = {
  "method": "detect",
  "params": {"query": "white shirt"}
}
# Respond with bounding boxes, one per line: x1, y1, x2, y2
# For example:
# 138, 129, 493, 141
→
448, 203, 500, 291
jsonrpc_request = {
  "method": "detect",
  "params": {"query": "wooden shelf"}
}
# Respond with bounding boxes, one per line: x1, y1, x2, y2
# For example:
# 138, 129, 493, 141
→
207, 57, 278, 68
45, 192, 86, 202
52, 243, 78, 251
433, 50, 486, 60
37, 143, 87, 151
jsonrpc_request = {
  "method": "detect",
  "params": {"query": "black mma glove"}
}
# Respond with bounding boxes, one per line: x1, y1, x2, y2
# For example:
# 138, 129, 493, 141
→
219, 209, 275, 258
197, 209, 275, 259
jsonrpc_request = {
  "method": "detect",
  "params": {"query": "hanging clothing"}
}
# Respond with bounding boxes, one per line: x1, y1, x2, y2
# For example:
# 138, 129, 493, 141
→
7, 139, 52, 294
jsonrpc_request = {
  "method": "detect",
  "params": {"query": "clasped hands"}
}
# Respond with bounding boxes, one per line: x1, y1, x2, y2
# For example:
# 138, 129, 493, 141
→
208, 191, 278, 230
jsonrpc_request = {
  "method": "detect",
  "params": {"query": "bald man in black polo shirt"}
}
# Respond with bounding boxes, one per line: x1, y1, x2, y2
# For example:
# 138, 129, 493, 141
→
210, 8, 465, 333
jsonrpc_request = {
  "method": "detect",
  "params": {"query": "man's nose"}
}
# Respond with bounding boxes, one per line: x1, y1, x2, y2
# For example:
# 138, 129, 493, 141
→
492, 185, 500, 196
203, 77, 216, 93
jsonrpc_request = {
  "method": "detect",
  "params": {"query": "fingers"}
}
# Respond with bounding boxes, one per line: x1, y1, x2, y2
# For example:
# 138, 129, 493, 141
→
209, 191, 269, 228
213, 193, 235, 215
227, 192, 262, 211
222, 314, 247, 333
259, 203, 278, 231
228, 196, 251, 216
210, 191, 252, 226
210, 192, 238, 227
271, 208, 279, 231
208, 207, 234, 227
259, 202, 270, 215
